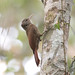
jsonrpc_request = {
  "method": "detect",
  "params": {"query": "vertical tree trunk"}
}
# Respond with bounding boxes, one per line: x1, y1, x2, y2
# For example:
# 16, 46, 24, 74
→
40, 0, 73, 75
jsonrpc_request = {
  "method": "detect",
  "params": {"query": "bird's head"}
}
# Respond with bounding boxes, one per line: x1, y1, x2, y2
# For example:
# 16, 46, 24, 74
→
21, 15, 33, 30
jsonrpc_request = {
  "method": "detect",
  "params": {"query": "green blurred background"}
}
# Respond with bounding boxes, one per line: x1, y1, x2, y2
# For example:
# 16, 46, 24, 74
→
0, 0, 75, 75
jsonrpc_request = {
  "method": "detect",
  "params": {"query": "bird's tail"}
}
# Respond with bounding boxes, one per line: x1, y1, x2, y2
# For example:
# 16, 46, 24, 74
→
33, 50, 40, 66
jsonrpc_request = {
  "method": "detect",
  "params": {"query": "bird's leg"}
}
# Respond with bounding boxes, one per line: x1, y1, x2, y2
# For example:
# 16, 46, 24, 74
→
40, 26, 55, 37
39, 27, 52, 41
39, 29, 49, 41
40, 29, 49, 37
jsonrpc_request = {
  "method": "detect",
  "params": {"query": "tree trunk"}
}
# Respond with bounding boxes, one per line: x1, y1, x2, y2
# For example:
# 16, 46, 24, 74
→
40, 0, 73, 75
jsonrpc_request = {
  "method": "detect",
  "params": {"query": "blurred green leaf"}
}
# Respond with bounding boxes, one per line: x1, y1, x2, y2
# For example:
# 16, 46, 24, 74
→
54, 22, 60, 30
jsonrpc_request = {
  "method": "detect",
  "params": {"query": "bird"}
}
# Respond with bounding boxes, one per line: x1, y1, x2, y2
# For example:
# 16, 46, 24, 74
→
21, 15, 43, 66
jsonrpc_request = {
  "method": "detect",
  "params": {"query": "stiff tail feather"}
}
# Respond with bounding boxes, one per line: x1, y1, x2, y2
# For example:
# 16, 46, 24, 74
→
33, 50, 40, 66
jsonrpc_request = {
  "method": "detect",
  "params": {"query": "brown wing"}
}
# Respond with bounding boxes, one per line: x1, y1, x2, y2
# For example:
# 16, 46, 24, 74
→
27, 25, 40, 51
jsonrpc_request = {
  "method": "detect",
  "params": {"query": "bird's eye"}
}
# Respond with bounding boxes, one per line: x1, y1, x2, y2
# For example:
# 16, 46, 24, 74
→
25, 19, 28, 21
25, 24, 27, 26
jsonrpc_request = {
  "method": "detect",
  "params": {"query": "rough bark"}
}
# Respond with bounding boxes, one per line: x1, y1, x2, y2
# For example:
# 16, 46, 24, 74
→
40, 0, 73, 75
70, 57, 75, 75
